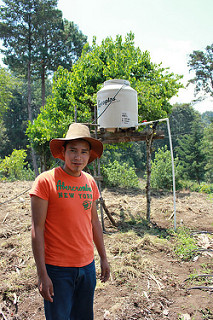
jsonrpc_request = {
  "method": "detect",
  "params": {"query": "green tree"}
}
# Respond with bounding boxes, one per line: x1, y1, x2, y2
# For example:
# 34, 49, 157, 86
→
0, 0, 87, 110
0, 0, 87, 174
70, 33, 183, 122
188, 44, 213, 97
149, 146, 182, 190
0, 120, 8, 157
33, 8, 87, 106
202, 122, 213, 183
62, 19, 87, 64
154, 103, 201, 157
0, 75, 53, 161
176, 119, 206, 183
27, 33, 183, 169
1, 86, 28, 158
201, 111, 213, 126
1, 0, 38, 121
26, 67, 75, 170
101, 142, 147, 173
102, 160, 139, 189
0, 149, 34, 180
0, 67, 20, 158
0, 67, 17, 115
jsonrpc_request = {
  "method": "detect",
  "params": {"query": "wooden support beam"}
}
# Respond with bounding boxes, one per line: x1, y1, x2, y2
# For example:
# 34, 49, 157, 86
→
94, 129, 164, 144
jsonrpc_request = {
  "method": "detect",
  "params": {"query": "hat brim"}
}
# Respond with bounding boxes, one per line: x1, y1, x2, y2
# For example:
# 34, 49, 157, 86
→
50, 137, 103, 164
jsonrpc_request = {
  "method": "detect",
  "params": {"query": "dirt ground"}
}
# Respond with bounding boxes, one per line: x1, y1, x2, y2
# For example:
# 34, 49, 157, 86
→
0, 181, 213, 320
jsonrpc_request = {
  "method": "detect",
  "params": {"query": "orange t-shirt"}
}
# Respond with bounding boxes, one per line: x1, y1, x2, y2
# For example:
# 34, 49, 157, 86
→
30, 167, 100, 267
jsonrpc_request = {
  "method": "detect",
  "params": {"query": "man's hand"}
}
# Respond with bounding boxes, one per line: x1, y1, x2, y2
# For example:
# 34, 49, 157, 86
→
100, 258, 110, 283
38, 274, 54, 302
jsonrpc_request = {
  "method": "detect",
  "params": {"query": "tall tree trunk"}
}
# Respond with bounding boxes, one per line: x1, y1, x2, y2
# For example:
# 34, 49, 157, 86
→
145, 133, 153, 222
27, 10, 39, 177
41, 63, 46, 107
145, 123, 158, 222
27, 61, 33, 123
28, 61, 39, 177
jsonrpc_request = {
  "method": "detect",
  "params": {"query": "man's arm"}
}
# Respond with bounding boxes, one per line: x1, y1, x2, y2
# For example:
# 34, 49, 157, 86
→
91, 201, 110, 282
31, 195, 54, 302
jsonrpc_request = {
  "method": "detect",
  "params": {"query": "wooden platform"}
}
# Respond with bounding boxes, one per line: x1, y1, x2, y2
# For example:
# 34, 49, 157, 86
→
95, 129, 164, 144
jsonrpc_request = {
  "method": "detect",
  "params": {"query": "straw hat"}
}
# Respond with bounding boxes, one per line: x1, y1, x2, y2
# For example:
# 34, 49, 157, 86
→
50, 123, 103, 163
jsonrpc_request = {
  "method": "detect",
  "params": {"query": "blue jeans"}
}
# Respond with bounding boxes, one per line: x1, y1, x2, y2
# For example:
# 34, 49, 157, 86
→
44, 260, 96, 320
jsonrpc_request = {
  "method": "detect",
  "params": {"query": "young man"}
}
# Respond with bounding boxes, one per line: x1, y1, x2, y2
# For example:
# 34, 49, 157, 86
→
30, 123, 110, 320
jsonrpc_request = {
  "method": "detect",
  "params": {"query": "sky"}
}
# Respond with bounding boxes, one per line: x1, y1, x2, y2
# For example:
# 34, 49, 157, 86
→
0, 0, 212, 113
57, 0, 213, 113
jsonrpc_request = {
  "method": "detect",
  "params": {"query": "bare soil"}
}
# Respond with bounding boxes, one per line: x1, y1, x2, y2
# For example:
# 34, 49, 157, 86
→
0, 181, 213, 320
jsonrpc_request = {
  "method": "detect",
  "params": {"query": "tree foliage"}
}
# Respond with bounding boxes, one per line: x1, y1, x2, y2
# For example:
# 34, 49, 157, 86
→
101, 142, 147, 173
26, 67, 75, 170
0, 0, 87, 107
0, 67, 17, 115
176, 119, 206, 183
0, 74, 53, 161
201, 111, 213, 126
0, 88, 28, 158
102, 160, 139, 189
188, 44, 213, 97
0, 149, 34, 180
202, 122, 213, 183
149, 146, 182, 190
0, 0, 87, 174
70, 33, 183, 122
0, 67, 23, 158
27, 33, 183, 169
164, 103, 201, 156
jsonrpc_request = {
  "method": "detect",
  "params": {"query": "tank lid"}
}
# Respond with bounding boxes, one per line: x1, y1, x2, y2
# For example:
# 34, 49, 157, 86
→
104, 79, 130, 86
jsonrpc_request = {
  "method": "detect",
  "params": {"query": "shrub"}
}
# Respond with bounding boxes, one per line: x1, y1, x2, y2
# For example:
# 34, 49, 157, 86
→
172, 227, 197, 261
149, 146, 182, 190
200, 182, 213, 194
179, 180, 213, 194
102, 160, 139, 189
0, 149, 35, 181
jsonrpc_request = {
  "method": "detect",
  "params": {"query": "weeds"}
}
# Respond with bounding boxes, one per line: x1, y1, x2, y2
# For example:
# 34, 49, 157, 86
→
200, 308, 213, 319
171, 227, 197, 261
179, 180, 213, 194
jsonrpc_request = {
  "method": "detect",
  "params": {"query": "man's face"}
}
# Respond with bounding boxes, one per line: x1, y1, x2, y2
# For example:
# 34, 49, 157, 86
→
62, 139, 90, 176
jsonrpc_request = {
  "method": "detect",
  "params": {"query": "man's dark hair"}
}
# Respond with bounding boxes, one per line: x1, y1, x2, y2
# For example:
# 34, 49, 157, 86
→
63, 139, 91, 150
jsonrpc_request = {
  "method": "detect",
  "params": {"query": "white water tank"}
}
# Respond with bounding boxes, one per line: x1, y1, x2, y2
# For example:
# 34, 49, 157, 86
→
97, 79, 138, 131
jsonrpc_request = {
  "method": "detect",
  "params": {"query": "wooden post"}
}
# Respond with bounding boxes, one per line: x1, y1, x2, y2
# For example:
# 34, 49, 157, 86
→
74, 105, 77, 122
145, 122, 158, 222
93, 104, 105, 231
93, 123, 164, 226
97, 159, 105, 232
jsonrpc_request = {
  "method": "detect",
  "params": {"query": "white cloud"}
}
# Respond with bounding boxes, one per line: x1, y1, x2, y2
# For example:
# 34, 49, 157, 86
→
149, 39, 194, 78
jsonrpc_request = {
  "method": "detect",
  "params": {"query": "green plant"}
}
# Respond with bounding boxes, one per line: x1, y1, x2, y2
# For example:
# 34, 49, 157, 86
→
172, 227, 197, 261
148, 146, 183, 190
0, 149, 35, 181
179, 180, 213, 194
200, 182, 213, 194
102, 160, 139, 189
200, 308, 213, 319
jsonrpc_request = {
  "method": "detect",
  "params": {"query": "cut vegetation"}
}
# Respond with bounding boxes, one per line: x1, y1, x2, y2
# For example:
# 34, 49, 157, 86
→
0, 181, 213, 319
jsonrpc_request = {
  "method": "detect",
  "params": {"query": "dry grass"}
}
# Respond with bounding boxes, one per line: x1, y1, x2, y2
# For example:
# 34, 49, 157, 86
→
0, 181, 213, 319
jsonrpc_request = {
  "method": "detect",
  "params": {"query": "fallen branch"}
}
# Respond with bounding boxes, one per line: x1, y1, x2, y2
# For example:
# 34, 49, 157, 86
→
187, 286, 213, 291
0, 308, 8, 320
99, 198, 118, 227
0, 187, 31, 206
149, 273, 164, 290
191, 230, 213, 235
169, 212, 174, 220
143, 291, 149, 300
184, 274, 213, 282
192, 248, 213, 252
2, 212, 9, 223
